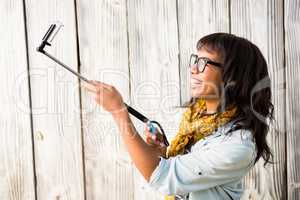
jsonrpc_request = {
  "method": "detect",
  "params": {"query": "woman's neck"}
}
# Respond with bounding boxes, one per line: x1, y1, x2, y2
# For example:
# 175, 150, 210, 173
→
205, 99, 220, 114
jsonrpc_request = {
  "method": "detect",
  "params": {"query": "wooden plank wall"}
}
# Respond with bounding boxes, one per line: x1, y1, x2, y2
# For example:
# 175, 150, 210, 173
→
126, 1, 181, 200
76, 0, 133, 199
0, 1, 35, 199
24, 0, 85, 199
0, 0, 299, 199
285, 0, 300, 200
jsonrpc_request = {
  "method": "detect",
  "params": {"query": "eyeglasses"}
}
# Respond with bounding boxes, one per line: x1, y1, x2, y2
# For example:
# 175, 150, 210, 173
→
189, 54, 222, 72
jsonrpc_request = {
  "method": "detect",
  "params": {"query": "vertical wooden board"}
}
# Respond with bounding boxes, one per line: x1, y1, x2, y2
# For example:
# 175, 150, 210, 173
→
231, 0, 286, 199
127, 0, 181, 199
177, 0, 230, 104
285, 0, 300, 199
24, 0, 85, 199
76, 0, 134, 199
0, 1, 35, 199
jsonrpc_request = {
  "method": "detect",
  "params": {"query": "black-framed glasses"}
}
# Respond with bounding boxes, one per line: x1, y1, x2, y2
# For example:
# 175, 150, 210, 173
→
189, 54, 222, 72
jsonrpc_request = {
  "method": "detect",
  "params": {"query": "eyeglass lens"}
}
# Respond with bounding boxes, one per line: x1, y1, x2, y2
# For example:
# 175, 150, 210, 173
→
189, 55, 206, 72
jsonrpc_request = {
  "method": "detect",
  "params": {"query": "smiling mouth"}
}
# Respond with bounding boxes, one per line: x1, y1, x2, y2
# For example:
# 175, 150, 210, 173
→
191, 82, 203, 88
191, 78, 203, 86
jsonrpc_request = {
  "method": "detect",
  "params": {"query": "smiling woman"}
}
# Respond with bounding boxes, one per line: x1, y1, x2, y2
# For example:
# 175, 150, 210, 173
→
83, 32, 274, 200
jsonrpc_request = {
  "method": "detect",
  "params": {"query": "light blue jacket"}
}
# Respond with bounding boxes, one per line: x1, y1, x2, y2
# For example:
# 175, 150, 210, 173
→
147, 121, 257, 200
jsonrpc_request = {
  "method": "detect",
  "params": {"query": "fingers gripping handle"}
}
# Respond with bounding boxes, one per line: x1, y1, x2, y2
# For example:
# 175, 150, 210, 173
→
147, 121, 157, 135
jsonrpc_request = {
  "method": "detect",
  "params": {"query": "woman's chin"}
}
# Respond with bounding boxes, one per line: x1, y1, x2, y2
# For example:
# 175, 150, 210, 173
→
190, 87, 205, 98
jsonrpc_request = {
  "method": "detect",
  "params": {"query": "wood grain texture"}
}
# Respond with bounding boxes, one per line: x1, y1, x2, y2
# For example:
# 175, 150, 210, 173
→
76, 0, 134, 199
285, 0, 300, 199
177, 0, 230, 105
126, 0, 182, 199
24, 0, 85, 199
231, 0, 286, 199
1, 0, 300, 199
0, 1, 35, 199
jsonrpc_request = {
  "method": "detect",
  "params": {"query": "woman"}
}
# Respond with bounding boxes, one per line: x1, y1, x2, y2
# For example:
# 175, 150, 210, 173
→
83, 33, 274, 200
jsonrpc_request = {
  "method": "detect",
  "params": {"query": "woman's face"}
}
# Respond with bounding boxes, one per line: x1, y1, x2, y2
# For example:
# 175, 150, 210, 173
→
190, 48, 223, 99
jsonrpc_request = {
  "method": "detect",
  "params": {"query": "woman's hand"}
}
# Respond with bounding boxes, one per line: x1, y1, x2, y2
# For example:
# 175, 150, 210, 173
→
82, 80, 126, 115
144, 125, 167, 158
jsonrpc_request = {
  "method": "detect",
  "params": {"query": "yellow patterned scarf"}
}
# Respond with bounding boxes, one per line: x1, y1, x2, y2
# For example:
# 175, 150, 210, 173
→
164, 98, 238, 200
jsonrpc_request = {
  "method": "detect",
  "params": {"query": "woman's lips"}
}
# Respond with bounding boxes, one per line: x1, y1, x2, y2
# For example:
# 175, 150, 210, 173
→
191, 78, 203, 87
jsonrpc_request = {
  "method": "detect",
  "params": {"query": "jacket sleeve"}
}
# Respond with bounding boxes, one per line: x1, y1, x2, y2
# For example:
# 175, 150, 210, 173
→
147, 130, 256, 196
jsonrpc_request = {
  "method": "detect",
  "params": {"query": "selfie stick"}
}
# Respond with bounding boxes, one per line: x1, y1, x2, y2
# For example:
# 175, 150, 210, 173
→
36, 22, 169, 146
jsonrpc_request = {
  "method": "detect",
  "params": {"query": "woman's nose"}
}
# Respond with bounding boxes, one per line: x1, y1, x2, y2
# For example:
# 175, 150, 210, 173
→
190, 64, 199, 74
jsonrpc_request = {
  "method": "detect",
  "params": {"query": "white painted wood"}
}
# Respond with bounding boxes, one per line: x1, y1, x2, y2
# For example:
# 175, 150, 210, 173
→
127, 0, 182, 199
76, 0, 134, 199
1, 0, 299, 199
177, 0, 230, 105
24, 0, 85, 199
231, 0, 286, 199
285, 0, 300, 199
0, 1, 35, 199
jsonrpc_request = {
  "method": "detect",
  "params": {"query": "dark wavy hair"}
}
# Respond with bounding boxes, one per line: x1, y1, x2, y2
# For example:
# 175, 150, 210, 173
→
182, 33, 274, 167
